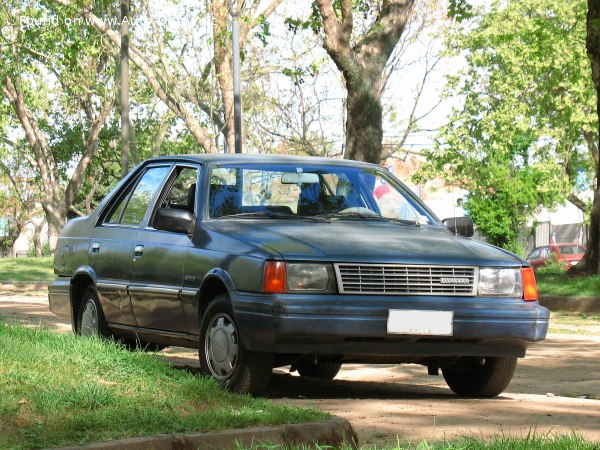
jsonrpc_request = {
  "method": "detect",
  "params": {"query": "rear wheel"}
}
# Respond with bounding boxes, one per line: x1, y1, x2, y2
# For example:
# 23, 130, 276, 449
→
297, 360, 342, 380
78, 286, 110, 338
199, 294, 273, 394
442, 356, 517, 398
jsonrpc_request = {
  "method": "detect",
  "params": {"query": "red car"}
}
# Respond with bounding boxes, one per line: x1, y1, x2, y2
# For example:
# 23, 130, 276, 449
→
526, 243, 585, 270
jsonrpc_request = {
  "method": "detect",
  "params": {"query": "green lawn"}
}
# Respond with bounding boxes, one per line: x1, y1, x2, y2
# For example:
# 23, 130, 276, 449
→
0, 320, 326, 450
535, 267, 600, 297
322, 433, 600, 450
0, 257, 54, 282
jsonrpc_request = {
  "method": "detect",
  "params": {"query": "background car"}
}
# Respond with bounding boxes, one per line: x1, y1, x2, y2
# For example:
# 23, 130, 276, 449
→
527, 243, 585, 270
48, 154, 549, 398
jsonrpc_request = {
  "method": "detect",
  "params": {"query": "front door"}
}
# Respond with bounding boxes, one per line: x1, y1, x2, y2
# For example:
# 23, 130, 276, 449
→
129, 165, 199, 332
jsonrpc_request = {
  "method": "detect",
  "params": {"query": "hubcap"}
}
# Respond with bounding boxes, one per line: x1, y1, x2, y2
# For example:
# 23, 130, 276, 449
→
80, 299, 99, 336
205, 313, 239, 380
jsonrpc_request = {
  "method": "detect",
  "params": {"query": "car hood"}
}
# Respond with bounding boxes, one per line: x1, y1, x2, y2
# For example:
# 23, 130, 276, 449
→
204, 220, 523, 267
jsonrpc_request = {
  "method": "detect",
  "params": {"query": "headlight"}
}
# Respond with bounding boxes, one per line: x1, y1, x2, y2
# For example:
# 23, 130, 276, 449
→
287, 263, 335, 292
478, 268, 522, 297
263, 261, 336, 294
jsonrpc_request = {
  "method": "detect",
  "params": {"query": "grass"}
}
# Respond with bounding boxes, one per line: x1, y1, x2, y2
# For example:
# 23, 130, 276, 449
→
535, 266, 600, 298
0, 320, 327, 450
242, 431, 600, 449
548, 312, 600, 336
0, 257, 54, 282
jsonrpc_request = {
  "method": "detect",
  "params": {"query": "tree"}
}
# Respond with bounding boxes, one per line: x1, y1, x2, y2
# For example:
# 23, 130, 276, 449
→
1, 1, 115, 250
580, 0, 600, 273
309, 0, 416, 163
417, 0, 594, 253
53, 0, 283, 155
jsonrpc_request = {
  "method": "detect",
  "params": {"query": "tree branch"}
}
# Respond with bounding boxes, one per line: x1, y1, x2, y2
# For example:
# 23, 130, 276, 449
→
50, 0, 218, 153
584, 129, 600, 167
355, 0, 416, 67
64, 95, 114, 208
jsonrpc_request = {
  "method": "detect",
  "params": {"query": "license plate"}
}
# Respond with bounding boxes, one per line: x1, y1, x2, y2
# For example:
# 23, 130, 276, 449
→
387, 310, 453, 336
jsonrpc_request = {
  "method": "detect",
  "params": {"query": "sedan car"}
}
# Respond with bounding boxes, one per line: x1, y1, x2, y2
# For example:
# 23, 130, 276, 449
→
527, 243, 585, 270
49, 154, 549, 397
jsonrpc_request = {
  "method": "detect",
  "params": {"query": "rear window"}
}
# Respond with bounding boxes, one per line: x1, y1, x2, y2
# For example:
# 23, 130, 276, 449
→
557, 245, 585, 255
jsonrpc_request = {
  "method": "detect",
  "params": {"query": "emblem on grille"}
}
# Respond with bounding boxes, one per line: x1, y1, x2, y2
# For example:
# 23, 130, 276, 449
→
440, 277, 470, 284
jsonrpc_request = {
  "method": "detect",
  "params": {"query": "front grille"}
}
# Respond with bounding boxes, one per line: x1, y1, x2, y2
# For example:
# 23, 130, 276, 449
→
334, 264, 478, 296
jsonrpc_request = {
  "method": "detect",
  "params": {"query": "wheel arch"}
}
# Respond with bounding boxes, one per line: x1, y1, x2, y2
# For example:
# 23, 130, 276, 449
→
198, 268, 235, 318
70, 266, 97, 332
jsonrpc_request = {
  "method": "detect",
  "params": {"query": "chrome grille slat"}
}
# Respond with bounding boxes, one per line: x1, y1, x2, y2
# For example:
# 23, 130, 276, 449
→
334, 264, 477, 296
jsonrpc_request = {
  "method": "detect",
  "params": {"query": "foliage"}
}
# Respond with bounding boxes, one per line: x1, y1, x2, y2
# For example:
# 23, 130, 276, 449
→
417, 0, 594, 252
0, 320, 327, 449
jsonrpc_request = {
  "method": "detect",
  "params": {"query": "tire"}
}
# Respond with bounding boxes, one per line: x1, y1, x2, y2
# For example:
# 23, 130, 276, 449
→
442, 356, 517, 398
199, 294, 273, 394
297, 360, 342, 380
77, 286, 110, 338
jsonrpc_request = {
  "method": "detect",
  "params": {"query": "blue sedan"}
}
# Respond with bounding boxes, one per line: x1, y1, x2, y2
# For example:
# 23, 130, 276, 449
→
49, 154, 549, 397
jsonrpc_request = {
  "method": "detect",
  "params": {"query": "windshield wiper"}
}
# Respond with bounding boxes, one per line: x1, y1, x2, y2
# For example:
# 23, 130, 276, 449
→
217, 211, 330, 223
318, 212, 420, 226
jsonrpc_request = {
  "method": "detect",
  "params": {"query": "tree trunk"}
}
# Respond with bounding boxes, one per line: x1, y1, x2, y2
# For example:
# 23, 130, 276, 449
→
32, 219, 46, 257
345, 75, 384, 163
580, 0, 600, 273
315, 0, 415, 163
44, 203, 66, 254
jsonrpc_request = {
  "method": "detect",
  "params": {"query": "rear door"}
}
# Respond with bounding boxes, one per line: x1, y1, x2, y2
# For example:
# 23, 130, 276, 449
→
92, 164, 171, 326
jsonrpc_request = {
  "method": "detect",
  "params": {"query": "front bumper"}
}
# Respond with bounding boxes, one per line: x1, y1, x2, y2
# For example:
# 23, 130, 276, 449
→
232, 291, 549, 359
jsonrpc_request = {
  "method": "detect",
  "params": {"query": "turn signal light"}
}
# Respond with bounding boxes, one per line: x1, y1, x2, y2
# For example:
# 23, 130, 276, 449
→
521, 267, 538, 301
263, 261, 286, 294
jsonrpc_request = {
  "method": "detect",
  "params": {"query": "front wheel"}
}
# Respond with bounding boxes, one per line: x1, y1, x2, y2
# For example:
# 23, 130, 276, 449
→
442, 356, 517, 398
199, 294, 273, 394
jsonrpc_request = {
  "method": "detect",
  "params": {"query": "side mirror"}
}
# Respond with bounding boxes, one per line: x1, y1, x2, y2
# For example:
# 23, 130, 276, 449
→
154, 208, 195, 234
442, 217, 474, 238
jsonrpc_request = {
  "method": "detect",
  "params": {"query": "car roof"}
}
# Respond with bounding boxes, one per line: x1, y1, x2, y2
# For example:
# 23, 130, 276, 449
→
146, 153, 380, 169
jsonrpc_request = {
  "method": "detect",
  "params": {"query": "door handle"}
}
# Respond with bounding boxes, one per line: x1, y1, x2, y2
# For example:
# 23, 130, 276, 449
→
134, 245, 144, 257
91, 242, 101, 253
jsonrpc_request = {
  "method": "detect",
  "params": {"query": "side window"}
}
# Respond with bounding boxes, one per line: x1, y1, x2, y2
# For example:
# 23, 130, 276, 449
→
528, 249, 540, 259
105, 166, 171, 225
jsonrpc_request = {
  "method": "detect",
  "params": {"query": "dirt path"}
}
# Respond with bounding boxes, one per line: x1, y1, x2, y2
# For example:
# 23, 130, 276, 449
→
2, 291, 599, 446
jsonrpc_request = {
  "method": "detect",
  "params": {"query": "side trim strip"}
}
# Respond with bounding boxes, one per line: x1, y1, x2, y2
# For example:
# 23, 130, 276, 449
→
127, 285, 180, 296
109, 323, 198, 341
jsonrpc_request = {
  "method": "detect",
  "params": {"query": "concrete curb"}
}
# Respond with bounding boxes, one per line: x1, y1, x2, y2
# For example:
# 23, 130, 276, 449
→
51, 416, 358, 450
0, 281, 50, 291
539, 296, 600, 313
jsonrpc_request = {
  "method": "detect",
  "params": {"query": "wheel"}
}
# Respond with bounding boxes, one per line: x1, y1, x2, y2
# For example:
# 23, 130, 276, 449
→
297, 360, 342, 380
442, 356, 517, 398
78, 286, 110, 338
199, 294, 273, 394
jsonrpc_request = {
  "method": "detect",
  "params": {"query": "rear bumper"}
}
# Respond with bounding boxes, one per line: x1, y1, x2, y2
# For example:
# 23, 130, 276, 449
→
231, 292, 549, 358
48, 277, 71, 319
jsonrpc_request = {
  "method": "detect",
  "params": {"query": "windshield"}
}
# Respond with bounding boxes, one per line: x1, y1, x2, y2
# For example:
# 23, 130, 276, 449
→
207, 163, 435, 225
